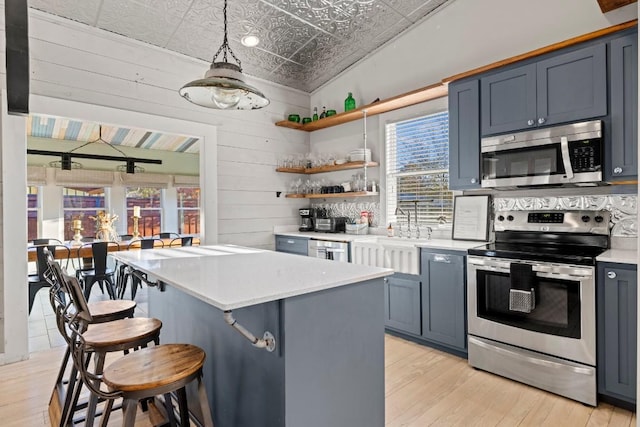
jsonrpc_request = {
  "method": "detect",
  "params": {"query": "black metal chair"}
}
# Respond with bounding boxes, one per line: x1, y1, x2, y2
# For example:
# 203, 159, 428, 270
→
31, 238, 63, 245
119, 234, 133, 241
158, 232, 181, 239
118, 238, 165, 300
170, 236, 193, 247
77, 241, 120, 301
28, 244, 70, 314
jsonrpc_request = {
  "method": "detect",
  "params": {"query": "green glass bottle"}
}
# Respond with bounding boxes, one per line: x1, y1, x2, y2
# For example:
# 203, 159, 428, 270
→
345, 92, 356, 111
312, 107, 318, 121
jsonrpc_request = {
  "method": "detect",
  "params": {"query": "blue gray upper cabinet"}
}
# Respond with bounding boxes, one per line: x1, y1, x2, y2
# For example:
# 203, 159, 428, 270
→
481, 44, 607, 136
448, 79, 481, 190
607, 32, 638, 181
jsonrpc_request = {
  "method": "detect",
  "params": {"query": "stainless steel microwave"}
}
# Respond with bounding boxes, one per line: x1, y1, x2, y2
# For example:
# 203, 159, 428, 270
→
481, 120, 603, 188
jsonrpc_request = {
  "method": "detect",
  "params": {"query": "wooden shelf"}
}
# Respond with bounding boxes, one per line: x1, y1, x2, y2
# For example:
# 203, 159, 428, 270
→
276, 161, 379, 174
275, 83, 447, 132
285, 191, 379, 199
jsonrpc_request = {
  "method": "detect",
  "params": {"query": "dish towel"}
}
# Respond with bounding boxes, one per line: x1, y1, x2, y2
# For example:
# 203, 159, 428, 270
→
509, 263, 536, 313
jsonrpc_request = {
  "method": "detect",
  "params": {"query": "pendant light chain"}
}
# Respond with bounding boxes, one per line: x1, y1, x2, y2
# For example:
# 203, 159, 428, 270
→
212, 0, 242, 71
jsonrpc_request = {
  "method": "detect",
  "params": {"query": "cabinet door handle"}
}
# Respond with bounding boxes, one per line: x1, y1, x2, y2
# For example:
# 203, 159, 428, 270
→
527, 119, 535, 126
287, 240, 295, 244
607, 271, 617, 279
470, 178, 477, 184
538, 117, 546, 124
613, 167, 623, 174
433, 255, 451, 263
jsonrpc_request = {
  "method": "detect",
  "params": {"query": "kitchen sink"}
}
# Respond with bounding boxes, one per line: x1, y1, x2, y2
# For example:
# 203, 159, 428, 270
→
351, 237, 421, 275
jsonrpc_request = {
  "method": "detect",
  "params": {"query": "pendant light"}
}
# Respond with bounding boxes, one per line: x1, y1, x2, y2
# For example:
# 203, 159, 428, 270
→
179, 0, 270, 110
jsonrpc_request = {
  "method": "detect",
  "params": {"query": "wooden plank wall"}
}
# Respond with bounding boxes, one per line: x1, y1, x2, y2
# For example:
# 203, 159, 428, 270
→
0, 10, 310, 250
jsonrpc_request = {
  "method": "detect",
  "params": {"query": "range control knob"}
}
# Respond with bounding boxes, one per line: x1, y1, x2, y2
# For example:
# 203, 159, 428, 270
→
581, 215, 591, 223
594, 215, 605, 223
507, 215, 514, 221
497, 215, 505, 221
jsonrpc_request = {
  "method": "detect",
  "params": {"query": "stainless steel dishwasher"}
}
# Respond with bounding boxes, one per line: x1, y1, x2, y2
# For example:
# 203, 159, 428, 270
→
307, 239, 350, 262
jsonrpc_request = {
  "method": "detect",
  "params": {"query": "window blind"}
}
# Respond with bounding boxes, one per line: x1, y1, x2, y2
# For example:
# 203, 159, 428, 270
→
386, 111, 453, 225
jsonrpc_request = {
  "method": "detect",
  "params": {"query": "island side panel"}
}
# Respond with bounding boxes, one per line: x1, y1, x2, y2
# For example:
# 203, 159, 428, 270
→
148, 285, 286, 427
283, 278, 385, 427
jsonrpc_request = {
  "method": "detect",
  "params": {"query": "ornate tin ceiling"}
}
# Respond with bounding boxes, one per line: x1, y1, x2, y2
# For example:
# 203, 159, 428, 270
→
29, 0, 455, 92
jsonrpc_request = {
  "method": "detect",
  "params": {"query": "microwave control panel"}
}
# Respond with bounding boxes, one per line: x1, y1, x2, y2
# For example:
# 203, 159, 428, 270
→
569, 140, 601, 172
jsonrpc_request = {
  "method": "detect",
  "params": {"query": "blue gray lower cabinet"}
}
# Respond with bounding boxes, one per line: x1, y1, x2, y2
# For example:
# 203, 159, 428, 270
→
148, 278, 385, 427
384, 273, 422, 335
597, 262, 637, 407
421, 250, 467, 353
275, 235, 309, 255
384, 249, 467, 357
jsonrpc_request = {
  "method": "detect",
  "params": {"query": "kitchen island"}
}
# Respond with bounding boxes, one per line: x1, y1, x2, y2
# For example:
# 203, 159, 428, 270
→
111, 245, 393, 427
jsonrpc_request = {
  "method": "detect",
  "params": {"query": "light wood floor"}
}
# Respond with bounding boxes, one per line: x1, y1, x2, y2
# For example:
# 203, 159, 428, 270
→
7, 289, 638, 426
385, 334, 636, 426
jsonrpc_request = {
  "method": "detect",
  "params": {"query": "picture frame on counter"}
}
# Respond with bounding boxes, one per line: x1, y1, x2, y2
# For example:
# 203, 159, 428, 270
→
452, 195, 491, 241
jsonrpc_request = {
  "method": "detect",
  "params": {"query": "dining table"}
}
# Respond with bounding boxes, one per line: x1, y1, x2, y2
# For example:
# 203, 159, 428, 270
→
27, 237, 200, 262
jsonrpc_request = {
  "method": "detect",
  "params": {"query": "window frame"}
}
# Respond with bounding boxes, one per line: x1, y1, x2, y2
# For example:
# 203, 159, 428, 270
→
125, 187, 163, 237
176, 187, 200, 235
62, 186, 107, 240
384, 110, 454, 228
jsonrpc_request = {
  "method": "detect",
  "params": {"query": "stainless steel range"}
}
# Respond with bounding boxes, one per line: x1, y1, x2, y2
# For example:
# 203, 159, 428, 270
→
467, 210, 610, 406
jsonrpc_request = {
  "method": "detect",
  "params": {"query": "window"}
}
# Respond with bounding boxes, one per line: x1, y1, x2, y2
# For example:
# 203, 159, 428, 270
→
126, 187, 161, 237
177, 187, 200, 235
385, 111, 453, 226
27, 186, 38, 241
63, 187, 106, 240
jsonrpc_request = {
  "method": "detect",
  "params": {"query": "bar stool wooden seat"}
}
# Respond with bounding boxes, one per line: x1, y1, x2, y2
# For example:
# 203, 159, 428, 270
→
102, 344, 214, 426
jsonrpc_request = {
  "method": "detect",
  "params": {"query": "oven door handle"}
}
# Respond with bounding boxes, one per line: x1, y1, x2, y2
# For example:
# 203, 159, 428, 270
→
560, 136, 574, 180
469, 258, 593, 278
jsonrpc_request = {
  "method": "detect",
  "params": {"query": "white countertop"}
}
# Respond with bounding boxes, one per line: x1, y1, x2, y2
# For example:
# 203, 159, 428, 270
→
275, 231, 486, 251
597, 248, 638, 265
276, 231, 375, 243
111, 245, 393, 311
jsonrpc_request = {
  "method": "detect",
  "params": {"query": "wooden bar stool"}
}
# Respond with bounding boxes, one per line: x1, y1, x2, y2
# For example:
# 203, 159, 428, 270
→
63, 269, 214, 426
102, 344, 214, 426
47, 257, 163, 427
46, 254, 137, 427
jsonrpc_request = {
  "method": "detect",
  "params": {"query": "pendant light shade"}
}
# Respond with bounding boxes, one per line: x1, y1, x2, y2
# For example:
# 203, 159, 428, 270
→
180, 62, 269, 110
179, 0, 269, 110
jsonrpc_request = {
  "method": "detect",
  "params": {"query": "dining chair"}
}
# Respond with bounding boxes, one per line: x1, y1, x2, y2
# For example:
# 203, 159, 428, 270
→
28, 244, 71, 314
158, 232, 181, 239
117, 238, 164, 299
31, 238, 63, 245
170, 236, 193, 247
119, 234, 133, 241
77, 241, 120, 301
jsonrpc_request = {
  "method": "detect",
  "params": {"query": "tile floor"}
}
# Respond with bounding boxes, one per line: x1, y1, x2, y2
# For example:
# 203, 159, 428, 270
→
28, 276, 150, 353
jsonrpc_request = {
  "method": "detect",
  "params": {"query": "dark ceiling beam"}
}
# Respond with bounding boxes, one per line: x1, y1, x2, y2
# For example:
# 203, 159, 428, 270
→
26, 149, 163, 165
5, 0, 30, 115
597, 0, 637, 13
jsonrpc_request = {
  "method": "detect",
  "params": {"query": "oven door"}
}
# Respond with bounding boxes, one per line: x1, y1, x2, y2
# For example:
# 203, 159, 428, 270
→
467, 256, 595, 365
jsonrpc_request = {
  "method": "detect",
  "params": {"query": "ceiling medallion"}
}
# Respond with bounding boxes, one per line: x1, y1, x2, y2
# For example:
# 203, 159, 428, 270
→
179, 0, 269, 110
